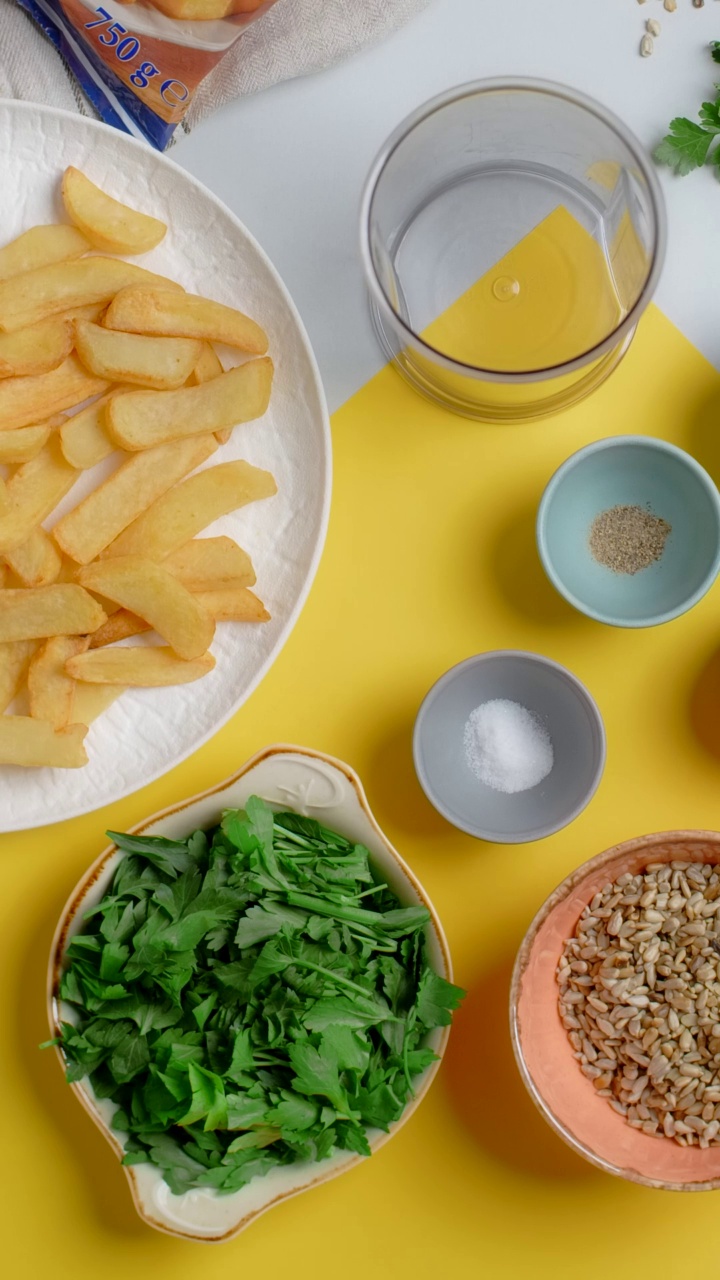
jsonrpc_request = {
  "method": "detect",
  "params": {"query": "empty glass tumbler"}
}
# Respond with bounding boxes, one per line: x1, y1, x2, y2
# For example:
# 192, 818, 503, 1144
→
360, 79, 666, 422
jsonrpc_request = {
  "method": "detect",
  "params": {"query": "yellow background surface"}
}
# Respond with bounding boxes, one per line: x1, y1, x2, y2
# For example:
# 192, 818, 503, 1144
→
4, 303, 720, 1276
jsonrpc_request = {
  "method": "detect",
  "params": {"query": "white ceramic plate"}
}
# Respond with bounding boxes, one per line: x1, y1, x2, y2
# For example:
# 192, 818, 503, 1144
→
0, 103, 331, 832
49, 746, 453, 1242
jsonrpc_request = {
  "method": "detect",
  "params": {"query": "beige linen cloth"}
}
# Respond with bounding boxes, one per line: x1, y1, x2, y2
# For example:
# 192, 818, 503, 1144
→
0, 0, 432, 134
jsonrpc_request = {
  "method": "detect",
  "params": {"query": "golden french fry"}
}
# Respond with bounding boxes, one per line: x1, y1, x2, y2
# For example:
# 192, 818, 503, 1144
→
104, 286, 268, 354
0, 317, 73, 380
0, 585, 106, 642
66, 647, 215, 686
0, 435, 79, 554
89, 610, 148, 648
78, 557, 215, 660
63, 303, 108, 325
186, 344, 232, 442
0, 415, 63, 464
0, 716, 88, 767
74, 320, 202, 391
195, 587, 270, 622
0, 564, 9, 590
28, 635, 89, 728
58, 391, 120, 469
106, 358, 273, 451
163, 537, 255, 590
88, 587, 266, 645
5, 527, 62, 588
62, 167, 167, 255
0, 258, 183, 334
53, 434, 218, 564
188, 342, 223, 386
0, 355, 107, 432
0, 225, 89, 284
72, 681, 126, 723
0, 640, 36, 711
104, 460, 277, 562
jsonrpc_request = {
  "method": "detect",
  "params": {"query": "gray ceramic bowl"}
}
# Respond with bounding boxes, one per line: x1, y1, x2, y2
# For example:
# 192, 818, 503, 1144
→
413, 651, 606, 843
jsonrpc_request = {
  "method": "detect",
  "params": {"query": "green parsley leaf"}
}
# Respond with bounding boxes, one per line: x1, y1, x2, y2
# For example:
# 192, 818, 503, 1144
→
654, 118, 715, 175
52, 798, 464, 1196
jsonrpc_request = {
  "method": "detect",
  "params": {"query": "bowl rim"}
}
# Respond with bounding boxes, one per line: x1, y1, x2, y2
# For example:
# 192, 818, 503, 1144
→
536, 434, 720, 628
509, 827, 720, 1190
47, 743, 454, 1242
412, 649, 606, 844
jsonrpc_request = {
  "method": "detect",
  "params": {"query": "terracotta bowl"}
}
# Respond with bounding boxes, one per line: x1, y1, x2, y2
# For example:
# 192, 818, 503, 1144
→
48, 745, 453, 1242
510, 830, 720, 1190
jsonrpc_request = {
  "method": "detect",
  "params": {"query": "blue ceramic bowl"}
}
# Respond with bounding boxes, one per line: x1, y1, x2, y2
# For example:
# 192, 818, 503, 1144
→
537, 436, 720, 627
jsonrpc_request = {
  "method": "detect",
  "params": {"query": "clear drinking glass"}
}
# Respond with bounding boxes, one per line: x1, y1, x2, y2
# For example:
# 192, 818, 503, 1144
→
360, 79, 666, 422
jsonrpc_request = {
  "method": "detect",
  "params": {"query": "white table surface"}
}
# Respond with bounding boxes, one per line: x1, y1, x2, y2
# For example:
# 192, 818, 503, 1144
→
176, 0, 720, 413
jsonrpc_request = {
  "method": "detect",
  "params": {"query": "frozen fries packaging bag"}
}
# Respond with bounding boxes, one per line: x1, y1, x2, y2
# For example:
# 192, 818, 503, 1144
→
16, 0, 278, 149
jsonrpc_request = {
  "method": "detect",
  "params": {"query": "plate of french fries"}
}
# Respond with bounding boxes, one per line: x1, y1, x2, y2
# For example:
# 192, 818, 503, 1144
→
0, 103, 330, 831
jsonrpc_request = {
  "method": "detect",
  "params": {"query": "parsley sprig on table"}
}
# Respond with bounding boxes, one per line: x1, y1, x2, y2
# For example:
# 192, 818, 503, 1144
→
49, 798, 464, 1196
655, 42, 720, 177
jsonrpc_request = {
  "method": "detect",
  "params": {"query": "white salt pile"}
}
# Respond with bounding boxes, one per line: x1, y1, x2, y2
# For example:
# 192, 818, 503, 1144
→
463, 698, 554, 795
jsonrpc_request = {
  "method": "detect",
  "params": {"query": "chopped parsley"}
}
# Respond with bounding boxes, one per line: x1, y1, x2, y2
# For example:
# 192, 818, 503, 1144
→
48, 798, 464, 1196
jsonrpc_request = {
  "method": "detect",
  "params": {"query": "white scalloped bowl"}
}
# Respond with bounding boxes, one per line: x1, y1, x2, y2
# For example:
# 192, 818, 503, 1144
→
48, 745, 453, 1243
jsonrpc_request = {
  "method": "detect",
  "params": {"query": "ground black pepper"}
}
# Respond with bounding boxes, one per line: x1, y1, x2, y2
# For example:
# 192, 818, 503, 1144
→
589, 504, 671, 574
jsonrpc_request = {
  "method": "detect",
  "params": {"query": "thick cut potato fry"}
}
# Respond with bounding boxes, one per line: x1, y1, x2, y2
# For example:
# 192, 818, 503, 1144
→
0, 639, 36, 711
63, 303, 108, 325
5, 527, 62, 588
62, 167, 167, 255
28, 635, 89, 728
0, 583, 105, 640
0, 317, 73, 380
72, 681, 125, 724
53, 433, 218, 564
0, 716, 88, 767
0, 225, 89, 284
0, 414, 63, 464
78, 557, 215, 660
0, 355, 107, 433
195, 587, 270, 622
105, 286, 268, 354
188, 342, 223, 386
89, 610, 147, 647
106, 357, 273, 451
0, 258, 183, 334
104, 460, 277, 562
0, 585, 106, 642
59, 391, 120, 469
163, 537, 255, 590
75, 320, 202, 391
66, 647, 215, 686
88, 586, 266, 646
0, 435, 79, 554
186, 344, 232, 442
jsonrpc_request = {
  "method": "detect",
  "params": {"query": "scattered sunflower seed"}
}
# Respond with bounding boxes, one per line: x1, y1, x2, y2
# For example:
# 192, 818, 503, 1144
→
647, 19, 661, 36
641, 34, 655, 57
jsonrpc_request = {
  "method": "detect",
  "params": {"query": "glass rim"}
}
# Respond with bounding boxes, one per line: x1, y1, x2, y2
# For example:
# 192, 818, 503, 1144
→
359, 77, 668, 385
